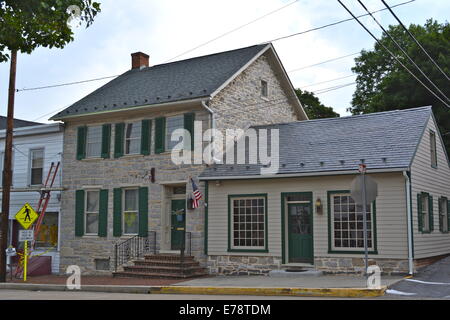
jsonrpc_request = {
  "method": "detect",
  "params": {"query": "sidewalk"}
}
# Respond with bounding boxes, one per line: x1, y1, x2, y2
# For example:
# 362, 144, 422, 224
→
0, 273, 404, 298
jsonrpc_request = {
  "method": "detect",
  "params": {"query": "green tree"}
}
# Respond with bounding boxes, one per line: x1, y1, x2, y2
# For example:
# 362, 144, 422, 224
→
295, 88, 340, 119
0, 0, 101, 62
350, 19, 450, 154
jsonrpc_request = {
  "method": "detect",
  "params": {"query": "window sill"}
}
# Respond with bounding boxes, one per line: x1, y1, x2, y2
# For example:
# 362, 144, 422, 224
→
81, 157, 103, 162
82, 234, 100, 239
228, 248, 268, 253
120, 154, 144, 159
261, 96, 269, 101
328, 250, 378, 255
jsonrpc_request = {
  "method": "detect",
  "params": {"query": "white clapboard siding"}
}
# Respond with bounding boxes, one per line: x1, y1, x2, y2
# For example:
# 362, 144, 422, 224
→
207, 172, 408, 259
411, 115, 450, 259
0, 127, 63, 218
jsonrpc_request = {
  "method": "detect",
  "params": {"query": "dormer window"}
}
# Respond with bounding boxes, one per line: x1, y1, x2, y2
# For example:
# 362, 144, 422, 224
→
261, 80, 268, 98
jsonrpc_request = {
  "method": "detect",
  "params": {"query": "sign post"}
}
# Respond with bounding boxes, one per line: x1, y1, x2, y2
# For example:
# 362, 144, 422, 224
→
14, 203, 38, 282
350, 164, 378, 276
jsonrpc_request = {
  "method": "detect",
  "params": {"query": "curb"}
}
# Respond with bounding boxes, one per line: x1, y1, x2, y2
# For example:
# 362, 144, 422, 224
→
0, 283, 386, 298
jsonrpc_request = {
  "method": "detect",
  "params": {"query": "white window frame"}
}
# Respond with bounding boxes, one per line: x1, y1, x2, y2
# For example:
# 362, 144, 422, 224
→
123, 188, 139, 235
420, 193, 430, 232
330, 193, 375, 252
86, 125, 102, 158
29, 148, 45, 186
165, 115, 185, 151
85, 189, 100, 236
124, 122, 142, 155
230, 196, 266, 251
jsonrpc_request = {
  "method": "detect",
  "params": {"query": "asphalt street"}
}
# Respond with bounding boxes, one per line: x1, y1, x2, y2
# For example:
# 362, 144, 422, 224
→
386, 256, 450, 299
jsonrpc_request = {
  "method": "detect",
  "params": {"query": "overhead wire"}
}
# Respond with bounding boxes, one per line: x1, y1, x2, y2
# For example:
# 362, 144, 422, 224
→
336, 0, 450, 109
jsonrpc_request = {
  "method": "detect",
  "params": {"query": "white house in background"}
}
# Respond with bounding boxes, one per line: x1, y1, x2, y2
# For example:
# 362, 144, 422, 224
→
0, 119, 64, 274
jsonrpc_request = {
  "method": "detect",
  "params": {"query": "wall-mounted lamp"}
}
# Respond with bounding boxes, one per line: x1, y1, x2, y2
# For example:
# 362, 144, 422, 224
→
315, 198, 323, 214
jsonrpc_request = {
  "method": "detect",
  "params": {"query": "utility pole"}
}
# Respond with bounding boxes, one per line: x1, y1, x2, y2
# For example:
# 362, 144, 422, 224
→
0, 50, 17, 282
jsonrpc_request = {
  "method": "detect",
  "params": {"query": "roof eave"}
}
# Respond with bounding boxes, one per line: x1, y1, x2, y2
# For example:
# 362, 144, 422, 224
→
199, 167, 408, 181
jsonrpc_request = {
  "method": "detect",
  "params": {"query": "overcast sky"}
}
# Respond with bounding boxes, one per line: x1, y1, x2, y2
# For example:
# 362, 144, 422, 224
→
0, 0, 448, 123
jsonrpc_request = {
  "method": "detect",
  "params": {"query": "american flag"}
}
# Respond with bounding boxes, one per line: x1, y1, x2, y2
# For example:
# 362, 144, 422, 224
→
191, 178, 203, 209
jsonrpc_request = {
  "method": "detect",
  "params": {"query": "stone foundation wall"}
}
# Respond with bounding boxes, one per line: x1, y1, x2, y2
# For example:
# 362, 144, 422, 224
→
315, 257, 410, 275
207, 255, 282, 275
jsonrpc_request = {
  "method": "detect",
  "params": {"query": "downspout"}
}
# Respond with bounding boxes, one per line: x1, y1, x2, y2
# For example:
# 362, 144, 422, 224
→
201, 99, 215, 133
403, 171, 414, 275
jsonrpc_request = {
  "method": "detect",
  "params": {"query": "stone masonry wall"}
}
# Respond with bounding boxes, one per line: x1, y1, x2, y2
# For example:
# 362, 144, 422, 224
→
315, 257, 410, 275
207, 255, 282, 275
210, 53, 299, 131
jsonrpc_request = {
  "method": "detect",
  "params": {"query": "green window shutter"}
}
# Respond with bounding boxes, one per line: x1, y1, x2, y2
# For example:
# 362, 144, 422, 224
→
155, 117, 166, 154
429, 195, 434, 232
184, 113, 195, 151
439, 198, 444, 232
141, 119, 151, 156
76, 126, 87, 160
113, 188, 122, 237
138, 187, 148, 237
101, 124, 111, 159
447, 200, 450, 233
98, 189, 109, 237
75, 190, 85, 237
114, 123, 125, 158
417, 193, 423, 232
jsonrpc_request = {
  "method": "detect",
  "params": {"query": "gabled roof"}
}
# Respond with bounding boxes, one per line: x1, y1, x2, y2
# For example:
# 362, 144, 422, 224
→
0, 116, 42, 130
50, 44, 271, 120
200, 106, 433, 179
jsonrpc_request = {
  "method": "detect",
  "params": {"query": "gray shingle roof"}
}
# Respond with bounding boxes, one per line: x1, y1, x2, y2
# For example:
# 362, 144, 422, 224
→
200, 106, 432, 179
50, 44, 268, 120
0, 116, 42, 130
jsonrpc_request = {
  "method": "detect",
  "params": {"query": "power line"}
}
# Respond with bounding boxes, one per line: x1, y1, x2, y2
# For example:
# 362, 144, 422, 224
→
381, 0, 450, 81
313, 82, 356, 94
300, 74, 355, 88
264, 0, 416, 43
336, 0, 450, 109
288, 52, 359, 73
16, 74, 120, 93
162, 0, 300, 63
357, 0, 450, 103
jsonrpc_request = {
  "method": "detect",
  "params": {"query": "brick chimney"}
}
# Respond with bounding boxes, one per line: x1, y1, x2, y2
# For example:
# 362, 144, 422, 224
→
131, 52, 149, 69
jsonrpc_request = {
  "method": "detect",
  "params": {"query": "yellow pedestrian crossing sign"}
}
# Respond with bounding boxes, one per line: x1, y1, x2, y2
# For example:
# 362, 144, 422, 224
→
15, 203, 39, 230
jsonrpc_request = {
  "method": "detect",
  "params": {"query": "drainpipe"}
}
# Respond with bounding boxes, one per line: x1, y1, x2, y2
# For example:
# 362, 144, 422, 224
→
403, 171, 414, 275
201, 100, 220, 164
201, 99, 215, 133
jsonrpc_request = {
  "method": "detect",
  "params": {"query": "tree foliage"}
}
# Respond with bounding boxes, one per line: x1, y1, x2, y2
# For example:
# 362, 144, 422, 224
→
350, 19, 450, 155
0, 0, 101, 62
295, 88, 340, 119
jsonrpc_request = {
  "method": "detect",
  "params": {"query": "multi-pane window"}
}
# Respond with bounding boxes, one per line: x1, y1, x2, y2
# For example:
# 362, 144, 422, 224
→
30, 148, 44, 185
85, 190, 99, 235
439, 197, 448, 233
0, 151, 14, 185
261, 80, 268, 98
430, 130, 437, 167
419, 193, 431, 232
331, 193, 374, 250
123, 189, 139, 234
125, 122, 141, 155
166, 115, 185, 151
86, 126, 102, 158
230, 196, 266, 250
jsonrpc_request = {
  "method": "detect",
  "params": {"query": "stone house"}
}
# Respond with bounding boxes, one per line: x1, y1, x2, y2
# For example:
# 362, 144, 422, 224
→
200, 106, 450, 275
50, 43, 308, 274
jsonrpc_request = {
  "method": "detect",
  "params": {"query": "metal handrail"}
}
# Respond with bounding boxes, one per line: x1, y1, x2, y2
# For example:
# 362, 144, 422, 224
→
114, 231, 157, 272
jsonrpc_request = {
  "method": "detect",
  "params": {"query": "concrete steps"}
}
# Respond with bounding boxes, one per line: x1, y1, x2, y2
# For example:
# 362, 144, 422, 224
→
113, 254, 208, 279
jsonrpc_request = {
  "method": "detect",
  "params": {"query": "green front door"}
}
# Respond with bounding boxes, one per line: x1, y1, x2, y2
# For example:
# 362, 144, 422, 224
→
171, 199, 186, 250
288, 202, 313, 263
